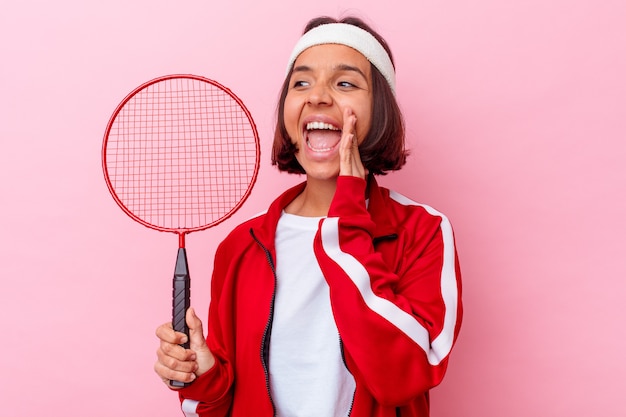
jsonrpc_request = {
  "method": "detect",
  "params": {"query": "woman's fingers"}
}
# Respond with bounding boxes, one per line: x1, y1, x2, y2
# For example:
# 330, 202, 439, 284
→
153, 309, 215, 389
154, 356, 197, 388
154, 323, 197, 389
339, 108, 366, 179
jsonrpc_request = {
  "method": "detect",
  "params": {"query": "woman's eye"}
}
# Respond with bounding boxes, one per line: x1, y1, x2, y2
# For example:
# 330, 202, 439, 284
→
338, 81, 356, 88
293, 80, 310, 88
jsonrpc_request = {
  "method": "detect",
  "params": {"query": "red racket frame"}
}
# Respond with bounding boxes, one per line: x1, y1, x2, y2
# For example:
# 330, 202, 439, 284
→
102, 74, 260, 248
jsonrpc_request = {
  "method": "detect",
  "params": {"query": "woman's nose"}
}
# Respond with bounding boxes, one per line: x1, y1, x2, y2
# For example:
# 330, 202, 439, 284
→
306, 83, 332, 106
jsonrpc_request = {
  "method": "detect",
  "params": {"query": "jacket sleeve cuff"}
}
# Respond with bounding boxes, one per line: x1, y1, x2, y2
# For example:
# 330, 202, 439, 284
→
178, 360, 232, 408
328, 176, 368, 217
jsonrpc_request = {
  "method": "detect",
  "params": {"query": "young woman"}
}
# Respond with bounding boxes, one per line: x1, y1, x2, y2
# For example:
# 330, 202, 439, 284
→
154, 15, 463, 417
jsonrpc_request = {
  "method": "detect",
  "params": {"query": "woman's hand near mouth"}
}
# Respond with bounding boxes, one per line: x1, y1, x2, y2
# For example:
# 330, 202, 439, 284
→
339, 107, 368, 179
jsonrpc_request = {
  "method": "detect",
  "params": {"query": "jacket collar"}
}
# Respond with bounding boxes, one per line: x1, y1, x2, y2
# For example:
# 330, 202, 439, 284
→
251, 176, 396, 248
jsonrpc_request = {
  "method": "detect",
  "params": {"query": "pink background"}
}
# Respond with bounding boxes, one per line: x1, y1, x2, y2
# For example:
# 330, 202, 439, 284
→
1, 0, 624, 415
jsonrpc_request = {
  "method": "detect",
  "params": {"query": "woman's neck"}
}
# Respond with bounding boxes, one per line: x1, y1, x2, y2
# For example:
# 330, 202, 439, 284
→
284, 177, 337, 217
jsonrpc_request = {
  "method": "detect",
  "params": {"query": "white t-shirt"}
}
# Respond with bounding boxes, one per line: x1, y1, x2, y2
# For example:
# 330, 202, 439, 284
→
269, 212, 356, 417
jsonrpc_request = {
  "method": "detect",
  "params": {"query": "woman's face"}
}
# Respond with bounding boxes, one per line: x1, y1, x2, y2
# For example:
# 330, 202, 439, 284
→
283, 44, 373, 180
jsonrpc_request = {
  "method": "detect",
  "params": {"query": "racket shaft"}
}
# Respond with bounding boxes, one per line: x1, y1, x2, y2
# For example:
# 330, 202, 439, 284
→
171, 247, 191, 388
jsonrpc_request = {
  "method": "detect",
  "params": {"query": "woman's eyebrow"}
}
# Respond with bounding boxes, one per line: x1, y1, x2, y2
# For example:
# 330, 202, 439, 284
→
292, 65, 312, 74
292, 64, 367, 79
334, 64, 367, 79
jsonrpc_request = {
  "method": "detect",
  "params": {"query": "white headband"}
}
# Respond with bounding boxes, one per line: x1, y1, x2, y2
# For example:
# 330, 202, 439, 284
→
286, 23, 396, 94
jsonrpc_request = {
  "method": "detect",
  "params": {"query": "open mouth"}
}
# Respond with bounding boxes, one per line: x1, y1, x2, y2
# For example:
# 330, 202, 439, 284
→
304, 121, 341, 152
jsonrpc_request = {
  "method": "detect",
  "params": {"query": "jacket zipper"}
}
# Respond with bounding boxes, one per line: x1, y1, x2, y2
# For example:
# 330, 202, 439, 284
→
339, 336, 356, 416
250, 228, 277, 416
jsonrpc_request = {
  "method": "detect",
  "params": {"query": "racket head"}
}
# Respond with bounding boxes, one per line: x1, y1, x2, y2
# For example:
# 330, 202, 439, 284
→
102, 74, 260, 234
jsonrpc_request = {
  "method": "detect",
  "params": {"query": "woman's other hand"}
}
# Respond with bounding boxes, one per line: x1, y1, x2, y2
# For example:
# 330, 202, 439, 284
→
154, 307, 215, 389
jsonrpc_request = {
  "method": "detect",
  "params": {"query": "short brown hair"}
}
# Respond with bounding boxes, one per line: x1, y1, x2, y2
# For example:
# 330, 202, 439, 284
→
271, 16, 408, 175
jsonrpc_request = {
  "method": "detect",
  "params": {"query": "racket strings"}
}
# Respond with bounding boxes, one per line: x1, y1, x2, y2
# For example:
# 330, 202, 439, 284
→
105, 77, 258, 230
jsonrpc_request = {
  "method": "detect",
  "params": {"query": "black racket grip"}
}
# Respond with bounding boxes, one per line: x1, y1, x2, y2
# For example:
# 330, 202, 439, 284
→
171, 247, 191, 388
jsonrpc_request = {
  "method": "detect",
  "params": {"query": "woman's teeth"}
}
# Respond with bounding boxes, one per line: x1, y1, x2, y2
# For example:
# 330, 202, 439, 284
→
306, 121, 340, 131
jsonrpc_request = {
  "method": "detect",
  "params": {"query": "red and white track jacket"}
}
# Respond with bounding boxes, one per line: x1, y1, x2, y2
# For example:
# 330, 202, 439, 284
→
178, 176, 463, 417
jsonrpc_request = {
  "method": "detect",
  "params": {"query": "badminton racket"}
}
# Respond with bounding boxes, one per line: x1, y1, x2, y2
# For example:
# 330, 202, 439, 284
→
102, 74, 260, 387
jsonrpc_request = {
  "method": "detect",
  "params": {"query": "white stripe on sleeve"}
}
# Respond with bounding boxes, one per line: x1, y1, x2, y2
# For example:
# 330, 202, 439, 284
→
319, 191, 459, 365
181, 399, 200, 417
